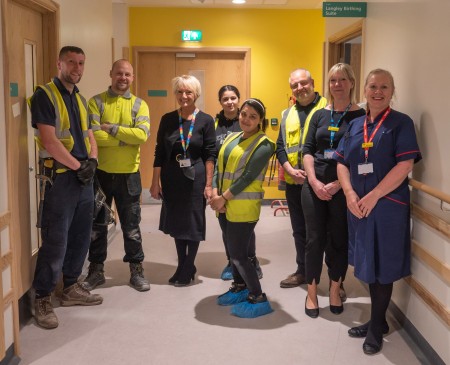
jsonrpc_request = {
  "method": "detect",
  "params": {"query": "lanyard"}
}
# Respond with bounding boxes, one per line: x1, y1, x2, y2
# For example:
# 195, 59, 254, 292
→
329, 103, 351, 148
178, 108, 198, 158
362, 107, 391, 162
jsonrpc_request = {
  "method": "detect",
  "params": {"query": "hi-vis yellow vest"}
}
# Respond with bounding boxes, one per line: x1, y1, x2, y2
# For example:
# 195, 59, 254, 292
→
32, 80, 90, 159
280, 96, 327, 184
217, 131, 275, 222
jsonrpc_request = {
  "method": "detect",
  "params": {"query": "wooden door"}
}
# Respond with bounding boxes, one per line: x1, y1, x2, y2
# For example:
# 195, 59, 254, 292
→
134, 48, 250, 189
137, 52, 176, 189
7, 0, 44, 296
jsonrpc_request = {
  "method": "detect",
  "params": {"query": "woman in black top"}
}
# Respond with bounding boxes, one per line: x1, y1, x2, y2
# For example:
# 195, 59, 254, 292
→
150, 75, 216, 286
302, 63, 365, 317
214, 85, 262, 281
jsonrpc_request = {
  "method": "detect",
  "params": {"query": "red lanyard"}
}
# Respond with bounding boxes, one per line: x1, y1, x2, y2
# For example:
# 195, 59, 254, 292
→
362, 107, 391, 162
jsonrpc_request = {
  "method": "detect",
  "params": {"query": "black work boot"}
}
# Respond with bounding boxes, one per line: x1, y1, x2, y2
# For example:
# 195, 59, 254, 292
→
82, 263, 105, 291
129, 263, 150, 292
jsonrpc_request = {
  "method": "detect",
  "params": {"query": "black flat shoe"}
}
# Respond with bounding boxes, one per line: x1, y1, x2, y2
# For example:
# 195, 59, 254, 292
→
363, 341, 382, 355
348, 322, 389, 338
305, 296, 319, 318
330, 304, 343, 315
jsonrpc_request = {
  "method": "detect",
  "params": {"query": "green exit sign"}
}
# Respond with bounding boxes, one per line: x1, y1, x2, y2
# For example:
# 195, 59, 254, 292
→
182, 30, 202, 42
323, 2, 367, 17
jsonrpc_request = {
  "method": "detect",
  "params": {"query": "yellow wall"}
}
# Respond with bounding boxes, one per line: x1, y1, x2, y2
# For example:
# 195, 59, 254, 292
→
129, 7, 324, 199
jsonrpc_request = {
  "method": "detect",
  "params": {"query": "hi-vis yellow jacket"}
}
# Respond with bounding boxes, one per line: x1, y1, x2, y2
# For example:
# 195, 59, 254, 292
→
32, 80, 90, 159
89, 88, 150, 173
280, 96, 327, 184
217, 131, 275, 222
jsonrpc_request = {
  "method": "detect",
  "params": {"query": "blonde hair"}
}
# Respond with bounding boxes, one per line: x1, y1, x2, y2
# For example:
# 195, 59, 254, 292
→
327, 63, 357, 105
172, 75, 201, 99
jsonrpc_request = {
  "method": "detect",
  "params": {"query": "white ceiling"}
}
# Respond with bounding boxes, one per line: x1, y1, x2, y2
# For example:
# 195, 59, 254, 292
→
113, 0, 324, 9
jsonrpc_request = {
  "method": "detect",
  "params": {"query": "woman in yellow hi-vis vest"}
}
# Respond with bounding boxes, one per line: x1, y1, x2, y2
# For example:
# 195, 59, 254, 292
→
210, 98, 275, 318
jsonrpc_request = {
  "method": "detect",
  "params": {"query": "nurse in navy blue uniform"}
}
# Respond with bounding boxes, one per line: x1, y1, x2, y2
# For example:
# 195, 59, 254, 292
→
334, 69, 421, 355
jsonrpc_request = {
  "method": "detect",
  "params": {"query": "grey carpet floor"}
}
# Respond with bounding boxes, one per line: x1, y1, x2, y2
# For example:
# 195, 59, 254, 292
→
19, 205, 422, 365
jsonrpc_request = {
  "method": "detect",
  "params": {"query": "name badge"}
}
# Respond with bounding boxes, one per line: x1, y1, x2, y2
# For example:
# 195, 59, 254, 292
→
358, 163, 374, 175
328, 126, 339, 132
362, 142, 373, 148
179, 158, 192, 168
324, 149, 335, 159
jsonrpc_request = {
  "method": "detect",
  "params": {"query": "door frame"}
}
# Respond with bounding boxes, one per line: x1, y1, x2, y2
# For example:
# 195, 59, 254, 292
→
132, 46, 251, 98
327, 20, 365, 101
1, 0, 59, 356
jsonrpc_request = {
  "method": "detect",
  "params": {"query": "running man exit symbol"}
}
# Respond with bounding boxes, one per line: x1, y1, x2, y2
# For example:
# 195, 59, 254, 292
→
181, 30, 203, 42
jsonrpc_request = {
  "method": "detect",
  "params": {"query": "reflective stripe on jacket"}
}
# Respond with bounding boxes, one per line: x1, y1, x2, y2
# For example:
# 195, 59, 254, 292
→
33, 80, 90, 159
218, 131, 275, 222
89, 88, 150, 173
280, 96, 327, 184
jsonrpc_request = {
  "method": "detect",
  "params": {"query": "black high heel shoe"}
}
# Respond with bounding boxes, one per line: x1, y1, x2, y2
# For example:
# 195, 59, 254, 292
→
168, 266, 182, 285
304, 295, 319, 318
174, 265, 197, 287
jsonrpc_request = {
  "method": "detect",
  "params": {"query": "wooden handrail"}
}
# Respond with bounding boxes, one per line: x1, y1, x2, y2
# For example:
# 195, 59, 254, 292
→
409, 178, 450, 205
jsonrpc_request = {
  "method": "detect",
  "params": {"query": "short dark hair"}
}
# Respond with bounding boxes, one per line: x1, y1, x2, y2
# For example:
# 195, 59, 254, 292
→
59, 46, 85, 60
218, 85, 240, 101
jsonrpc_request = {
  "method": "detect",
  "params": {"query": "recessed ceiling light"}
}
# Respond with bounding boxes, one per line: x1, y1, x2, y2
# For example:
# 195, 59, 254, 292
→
232, 0, 246, 4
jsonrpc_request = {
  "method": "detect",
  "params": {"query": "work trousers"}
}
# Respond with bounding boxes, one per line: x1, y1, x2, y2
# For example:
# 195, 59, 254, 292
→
33, 170, 94, 296
218, 214, 261, 296
285, 183, 307, 275
301, 180, 348, 284
89, 170, 144, 264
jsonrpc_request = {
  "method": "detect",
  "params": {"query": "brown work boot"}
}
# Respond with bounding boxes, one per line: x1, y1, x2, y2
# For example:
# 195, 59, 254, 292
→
35, 296, 58, 329
280, 272, 305, 288
60, 282, 103, 306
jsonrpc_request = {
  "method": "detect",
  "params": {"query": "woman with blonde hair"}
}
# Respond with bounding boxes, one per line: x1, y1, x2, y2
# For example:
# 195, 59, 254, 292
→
150, 75, 216, 286
335, 69, 421, 354
302, 63, 365, 318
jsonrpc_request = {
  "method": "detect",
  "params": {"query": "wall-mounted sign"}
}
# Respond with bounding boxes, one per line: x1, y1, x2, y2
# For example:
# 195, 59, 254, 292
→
322, 2, 367, 17
182, 30, 202, 42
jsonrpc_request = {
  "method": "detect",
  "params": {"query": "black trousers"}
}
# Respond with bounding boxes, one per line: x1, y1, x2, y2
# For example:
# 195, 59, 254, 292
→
89, 169, 144, 264
301, 180, 348, 284
222, 230, 256, 260
218, 214, 261, 296
285, 183, 307, 275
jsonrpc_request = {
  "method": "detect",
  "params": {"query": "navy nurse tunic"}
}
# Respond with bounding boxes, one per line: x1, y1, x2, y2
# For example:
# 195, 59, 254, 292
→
334, 109, 421, 284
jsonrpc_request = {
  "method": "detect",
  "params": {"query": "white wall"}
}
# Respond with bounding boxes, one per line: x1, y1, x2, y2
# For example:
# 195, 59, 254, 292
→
54, 0, 113, 99
326, 1, 450, 363
112, 2, 129, 61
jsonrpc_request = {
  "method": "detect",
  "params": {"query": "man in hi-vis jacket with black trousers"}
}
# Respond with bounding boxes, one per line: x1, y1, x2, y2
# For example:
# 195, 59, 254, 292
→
30, 46, 103, 330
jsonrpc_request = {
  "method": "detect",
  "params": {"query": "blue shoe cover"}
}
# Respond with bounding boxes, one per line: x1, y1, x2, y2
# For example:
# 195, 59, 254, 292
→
217, 288, 249, 306
220, 265, 233, 281
230, 300, 274, 318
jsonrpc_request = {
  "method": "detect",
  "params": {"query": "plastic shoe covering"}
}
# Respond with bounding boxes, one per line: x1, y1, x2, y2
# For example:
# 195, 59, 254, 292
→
230, 293, 274, 318
217, 283, 249, 306
220, 263, 233, 281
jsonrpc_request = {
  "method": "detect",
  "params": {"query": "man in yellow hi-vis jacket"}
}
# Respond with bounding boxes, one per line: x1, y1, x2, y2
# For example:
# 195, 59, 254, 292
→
276, 68, 327, 289
83, 59, 151, 292
30, 46, 103, 330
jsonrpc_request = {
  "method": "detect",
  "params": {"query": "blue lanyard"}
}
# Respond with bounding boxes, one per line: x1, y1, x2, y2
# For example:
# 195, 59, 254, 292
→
329, 103, 351, 148
178, 108, 198, 158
